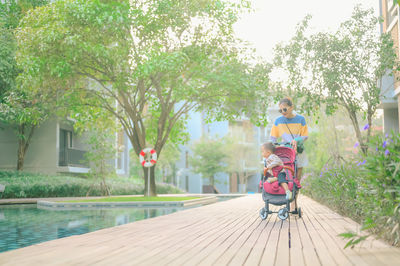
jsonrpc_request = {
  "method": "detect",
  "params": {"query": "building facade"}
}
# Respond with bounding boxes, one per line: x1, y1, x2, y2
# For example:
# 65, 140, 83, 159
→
174, 110, 265, 194
0, 118, 130, 176
380, 0, 400, 133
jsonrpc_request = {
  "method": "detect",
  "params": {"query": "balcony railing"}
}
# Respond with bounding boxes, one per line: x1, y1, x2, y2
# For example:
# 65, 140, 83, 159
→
386, 0, 398, 30
59, 148, 89, 168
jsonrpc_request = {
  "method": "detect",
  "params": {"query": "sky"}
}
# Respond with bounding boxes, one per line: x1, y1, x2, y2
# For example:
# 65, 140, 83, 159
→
234, 0, 380, 62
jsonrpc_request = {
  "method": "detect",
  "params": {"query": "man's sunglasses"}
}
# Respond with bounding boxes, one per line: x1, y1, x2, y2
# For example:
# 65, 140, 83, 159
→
279, 108, 288, 113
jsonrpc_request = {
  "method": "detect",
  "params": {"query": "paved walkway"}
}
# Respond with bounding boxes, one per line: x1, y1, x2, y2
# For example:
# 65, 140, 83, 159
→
0, 194, 399, 265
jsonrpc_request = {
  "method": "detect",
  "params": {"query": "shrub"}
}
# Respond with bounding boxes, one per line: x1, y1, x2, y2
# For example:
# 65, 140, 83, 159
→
0, 171, 184, 198
303, 164, 362, 220
303, 132, 400, 246
358, 131, 400, 245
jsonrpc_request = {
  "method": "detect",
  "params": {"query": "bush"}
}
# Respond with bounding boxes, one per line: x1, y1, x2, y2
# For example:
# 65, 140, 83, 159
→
303, 131, 400, 246
0, 171, 184, 198
358, 131, 400, 245
302, 164, 362, 220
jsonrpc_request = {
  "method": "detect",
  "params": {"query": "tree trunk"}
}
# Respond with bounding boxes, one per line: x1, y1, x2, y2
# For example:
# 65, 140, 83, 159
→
366, 111, 373, 148
346, 109, 367, 155
17, 143, 25, 171
16, 124, 36, 171
143, 165, 157, 196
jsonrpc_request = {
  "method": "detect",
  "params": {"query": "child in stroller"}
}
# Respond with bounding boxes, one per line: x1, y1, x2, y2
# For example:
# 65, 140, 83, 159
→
259, 142, 302, 220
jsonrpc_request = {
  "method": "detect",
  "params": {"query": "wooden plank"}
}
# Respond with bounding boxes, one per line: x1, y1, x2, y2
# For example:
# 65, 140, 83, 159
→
302, 204, 370, 266
298, 209, 336, 265
69, 215, 227, 265
227, 213, 274, 266
295, 211, 321, 266
139, 211, 254, 265
174, 212, 258, 265
1, 194, 400, 266
289, 217, 305, 266
258, 217, 282, 266
243, 214, 278, 266
274, 217, 290, 266
301, 205, 353, 266
139, 197, 257, 265
204, 215, 262, 265
97, 207, 252, 265
304, 204, 400, 266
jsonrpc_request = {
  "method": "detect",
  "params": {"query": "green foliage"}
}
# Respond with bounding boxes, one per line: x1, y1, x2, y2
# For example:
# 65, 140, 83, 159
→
0, 0, 49, 28
224, 120, 261, 187
339, 217, 375, 249
153, 142, 182, 183
304, 109, 358, 174
304, 132, 400, 246
0, 171, 183, 198
339, 233, 369, 249
273, 6, 398, 154
0, 27, 17, 97
0, 0, 53, 170
303, 164, 362, 219
82, 121, 118, 196
0, 0, 49, 96
190, 137, 228, 186
129, 141, 181, 184
16, 0, 270, 194
129, 149, 144, 180
0, 0, 50, 102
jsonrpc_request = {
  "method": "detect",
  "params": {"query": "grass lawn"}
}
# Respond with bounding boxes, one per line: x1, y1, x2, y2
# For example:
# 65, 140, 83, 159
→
62, 196, 201, 203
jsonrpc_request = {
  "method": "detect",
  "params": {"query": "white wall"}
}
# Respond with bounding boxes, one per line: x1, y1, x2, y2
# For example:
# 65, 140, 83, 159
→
0, 123, 19, 169
0, 119, 58, 173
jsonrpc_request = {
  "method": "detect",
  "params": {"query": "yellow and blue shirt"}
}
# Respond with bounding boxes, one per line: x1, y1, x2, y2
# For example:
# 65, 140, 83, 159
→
270, 115, 308, 143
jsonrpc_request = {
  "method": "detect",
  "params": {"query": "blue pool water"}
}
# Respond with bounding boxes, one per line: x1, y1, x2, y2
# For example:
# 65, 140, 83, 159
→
0, 204, 185, 253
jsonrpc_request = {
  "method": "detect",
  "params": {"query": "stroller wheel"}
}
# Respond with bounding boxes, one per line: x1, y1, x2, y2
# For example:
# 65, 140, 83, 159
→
259, 208, 268, 220
278, 208, 289, 220
298, 207, 302, 218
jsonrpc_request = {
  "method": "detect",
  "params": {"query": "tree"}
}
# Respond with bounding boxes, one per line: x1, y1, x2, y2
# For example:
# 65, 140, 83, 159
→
0, 25, 17, 98
274, 6, 398, 154
0, 89, 56, 170
155, 142, 182, 183
225, 120, 260, 192
84, 127, 116, 196
0, 0, 51, 170
190, 137, 228, 187
129, 141, 182, 184
16, 0, 270, 195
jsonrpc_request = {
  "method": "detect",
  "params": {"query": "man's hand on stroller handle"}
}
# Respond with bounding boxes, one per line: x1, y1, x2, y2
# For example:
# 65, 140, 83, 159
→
273, 142, 294, 148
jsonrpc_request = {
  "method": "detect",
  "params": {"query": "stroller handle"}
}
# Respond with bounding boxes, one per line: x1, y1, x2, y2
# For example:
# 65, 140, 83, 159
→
273, 142, 294, 148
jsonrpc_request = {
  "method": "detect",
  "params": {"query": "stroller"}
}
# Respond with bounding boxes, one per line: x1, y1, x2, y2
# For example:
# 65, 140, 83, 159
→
259, 143, 302, 221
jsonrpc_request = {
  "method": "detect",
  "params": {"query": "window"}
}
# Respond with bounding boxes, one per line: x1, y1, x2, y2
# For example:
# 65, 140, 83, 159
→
185, 151, 189, 168
60, 129, 73, 149
68, 131, 73, 148
386, 0, 397, 29
59, 129, 73, 166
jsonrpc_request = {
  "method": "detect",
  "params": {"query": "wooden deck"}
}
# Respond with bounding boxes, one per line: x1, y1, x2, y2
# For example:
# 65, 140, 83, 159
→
1, 194, 400, 266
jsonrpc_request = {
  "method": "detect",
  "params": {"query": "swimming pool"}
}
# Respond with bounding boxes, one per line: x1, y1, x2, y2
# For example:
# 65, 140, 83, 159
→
0, 204, 185, 253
